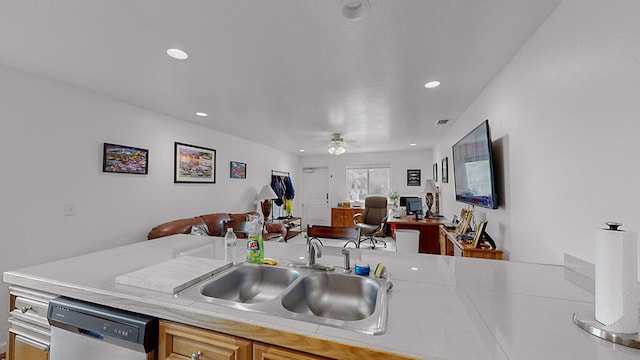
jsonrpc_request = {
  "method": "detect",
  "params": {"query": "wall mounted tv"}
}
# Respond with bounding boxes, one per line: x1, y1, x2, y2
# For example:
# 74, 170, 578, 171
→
452, 120, 498, 209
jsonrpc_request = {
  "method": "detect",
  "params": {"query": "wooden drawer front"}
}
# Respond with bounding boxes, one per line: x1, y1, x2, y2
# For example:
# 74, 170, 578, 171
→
12, 297, 50, 327
11, 333, 50, 360
8, 318, 50, 345
253, 342, 330, 360
159, 321, 251, 360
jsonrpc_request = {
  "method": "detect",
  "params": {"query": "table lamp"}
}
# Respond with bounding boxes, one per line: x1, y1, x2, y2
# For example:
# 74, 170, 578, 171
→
258, 185, 278, 222
424, 179, 438, 217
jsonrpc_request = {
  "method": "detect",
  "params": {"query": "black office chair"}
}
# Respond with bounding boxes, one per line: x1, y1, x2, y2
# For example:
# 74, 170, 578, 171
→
354, 196, 388, 249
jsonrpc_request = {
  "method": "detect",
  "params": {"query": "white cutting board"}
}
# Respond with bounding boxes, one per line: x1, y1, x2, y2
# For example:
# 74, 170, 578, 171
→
115, 256, 232, 294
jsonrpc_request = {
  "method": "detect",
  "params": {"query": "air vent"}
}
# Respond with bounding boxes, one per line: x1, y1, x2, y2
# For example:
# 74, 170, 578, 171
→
436, 119, 449, 125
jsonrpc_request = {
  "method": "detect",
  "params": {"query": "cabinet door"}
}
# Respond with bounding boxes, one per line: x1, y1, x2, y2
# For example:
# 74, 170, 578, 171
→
253, 342, 330, 360
158, 320, 251, 360
331, 208, 343, 227
9, 333, 49, 360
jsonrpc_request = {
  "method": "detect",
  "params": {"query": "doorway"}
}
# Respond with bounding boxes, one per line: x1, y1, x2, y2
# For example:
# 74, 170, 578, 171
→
302, 167, 330, 229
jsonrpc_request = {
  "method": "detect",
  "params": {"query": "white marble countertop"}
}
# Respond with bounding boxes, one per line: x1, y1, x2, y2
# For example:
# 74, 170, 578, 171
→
3, 234, 640, 359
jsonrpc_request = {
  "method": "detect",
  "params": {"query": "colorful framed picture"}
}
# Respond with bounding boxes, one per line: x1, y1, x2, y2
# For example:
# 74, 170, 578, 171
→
102, 143, 149, 174
432, 163, 438, 182
407, 169, 421, 186
441, 157, 449, 183
174, 142, 216, 183
230, 161, 246, 179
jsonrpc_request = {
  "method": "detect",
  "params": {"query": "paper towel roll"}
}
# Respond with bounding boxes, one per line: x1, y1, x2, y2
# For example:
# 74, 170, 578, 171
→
594, 226, 639, 334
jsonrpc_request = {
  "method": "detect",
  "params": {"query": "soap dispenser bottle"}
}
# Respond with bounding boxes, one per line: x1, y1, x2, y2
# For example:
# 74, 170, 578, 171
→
246, 218, 264, 264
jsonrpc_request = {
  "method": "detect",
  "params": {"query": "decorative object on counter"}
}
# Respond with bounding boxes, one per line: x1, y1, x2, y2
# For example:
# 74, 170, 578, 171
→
441, 157, 449, 183
407, 169, 421, 186
258, 184, 278, 222
455, 208, 473, 235
229, 161, 246, 179
424, 179, 437, 216
102, 142, 149, 174
174, 142, 216, 183
573, 222, 640, 349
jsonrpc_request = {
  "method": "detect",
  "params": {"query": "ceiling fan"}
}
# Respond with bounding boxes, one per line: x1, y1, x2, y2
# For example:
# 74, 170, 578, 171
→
327, 133, 352, 155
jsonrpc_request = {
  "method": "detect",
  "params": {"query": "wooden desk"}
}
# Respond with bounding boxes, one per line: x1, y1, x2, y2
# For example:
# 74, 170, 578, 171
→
439, 225, 503, 260
387, 215, 445, 254
331, 207, 363, 227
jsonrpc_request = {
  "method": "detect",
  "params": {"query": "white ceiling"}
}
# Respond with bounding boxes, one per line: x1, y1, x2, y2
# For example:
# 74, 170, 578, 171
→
0, 0, 561, 155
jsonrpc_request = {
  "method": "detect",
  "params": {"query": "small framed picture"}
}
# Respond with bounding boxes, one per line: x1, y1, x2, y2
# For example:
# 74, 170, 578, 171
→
230, 161, 246, 179
432, 163, 438, 182
471, 221, 488, 248
441, 157, 449, 183
407, 169, 421, 186
102, 143, 149, 175
174, 142, 216, 183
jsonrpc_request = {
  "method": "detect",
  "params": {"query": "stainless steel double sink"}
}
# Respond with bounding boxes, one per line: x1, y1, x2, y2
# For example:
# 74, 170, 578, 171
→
179, 262, 392, 334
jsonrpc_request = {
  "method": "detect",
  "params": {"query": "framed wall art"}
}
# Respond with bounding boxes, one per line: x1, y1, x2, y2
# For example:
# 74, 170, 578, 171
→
102, 143, 149, 175
432, 163, 438, 182
174, 142, 216, 183
441, 157, 449, 183
230, 161, 246, 179
407, 169, 421, 186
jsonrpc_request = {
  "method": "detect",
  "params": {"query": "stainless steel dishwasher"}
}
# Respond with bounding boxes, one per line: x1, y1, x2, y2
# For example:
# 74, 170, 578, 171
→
47, 296, 158, 360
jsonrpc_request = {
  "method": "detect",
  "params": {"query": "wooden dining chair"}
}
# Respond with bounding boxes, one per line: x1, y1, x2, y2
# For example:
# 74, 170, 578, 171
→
306, 224, 362, 248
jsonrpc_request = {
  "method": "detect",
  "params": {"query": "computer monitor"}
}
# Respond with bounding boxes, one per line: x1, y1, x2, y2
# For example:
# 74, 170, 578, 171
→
405, 198, 423, 220
399, 196, 420, 207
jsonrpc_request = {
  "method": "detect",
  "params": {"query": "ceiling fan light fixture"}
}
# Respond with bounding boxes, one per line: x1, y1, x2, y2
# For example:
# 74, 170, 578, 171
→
335, 146, 346, 155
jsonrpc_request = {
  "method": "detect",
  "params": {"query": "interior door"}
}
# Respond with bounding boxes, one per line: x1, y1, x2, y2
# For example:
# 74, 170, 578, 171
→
302, 167, 330, 228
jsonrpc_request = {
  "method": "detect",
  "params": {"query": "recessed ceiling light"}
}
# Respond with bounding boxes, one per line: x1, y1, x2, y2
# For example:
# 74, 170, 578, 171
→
409, 143, 417, 147
299, 149, 305, 152
195, 112, 208, 117
424, 81, 441, 89
166, 48, 188, 60
411, 267, 419, 271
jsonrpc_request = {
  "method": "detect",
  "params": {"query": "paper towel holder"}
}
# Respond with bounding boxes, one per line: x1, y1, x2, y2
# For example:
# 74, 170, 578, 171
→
572, 313, 640, 349
572, 221, 640, 349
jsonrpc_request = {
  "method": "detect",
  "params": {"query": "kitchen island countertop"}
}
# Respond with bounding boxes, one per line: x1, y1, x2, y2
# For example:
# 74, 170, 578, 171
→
3, 234, 639, 359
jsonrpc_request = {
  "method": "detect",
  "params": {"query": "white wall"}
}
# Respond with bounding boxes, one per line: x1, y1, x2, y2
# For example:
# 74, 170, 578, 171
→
299, 149, 433, 211
0, 65, 298, 347
433, 0, 640, 278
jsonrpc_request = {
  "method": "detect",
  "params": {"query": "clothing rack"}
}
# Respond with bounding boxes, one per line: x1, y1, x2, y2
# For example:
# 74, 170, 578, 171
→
271, 170, 290, 177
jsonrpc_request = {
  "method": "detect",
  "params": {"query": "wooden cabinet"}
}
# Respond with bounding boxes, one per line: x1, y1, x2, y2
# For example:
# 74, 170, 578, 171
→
159, 320, 251, 360
253, 342, 330, 360
439, 226, 503, 260
159, 321, 334, 360
7, 286, 54, 360
331, 208, 362, 227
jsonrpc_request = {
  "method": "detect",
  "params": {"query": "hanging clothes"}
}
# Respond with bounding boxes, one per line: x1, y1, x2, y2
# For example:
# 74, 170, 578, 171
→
284, 176, 295, 200
271, 175, 285, 206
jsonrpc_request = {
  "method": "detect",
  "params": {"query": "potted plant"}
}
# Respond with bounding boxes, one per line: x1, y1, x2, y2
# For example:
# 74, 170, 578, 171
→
389, 191, 399, 208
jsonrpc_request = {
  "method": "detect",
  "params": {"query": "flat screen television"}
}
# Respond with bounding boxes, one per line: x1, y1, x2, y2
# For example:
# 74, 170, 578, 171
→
405, 198, 423, 220
452, 120, 498, 209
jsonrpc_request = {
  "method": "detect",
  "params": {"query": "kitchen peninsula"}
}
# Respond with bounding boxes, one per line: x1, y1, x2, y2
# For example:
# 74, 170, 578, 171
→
3, 235, 639, 360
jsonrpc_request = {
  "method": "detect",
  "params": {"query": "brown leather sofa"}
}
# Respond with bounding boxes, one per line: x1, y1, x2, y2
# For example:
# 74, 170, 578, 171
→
147, 211, 288, 241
